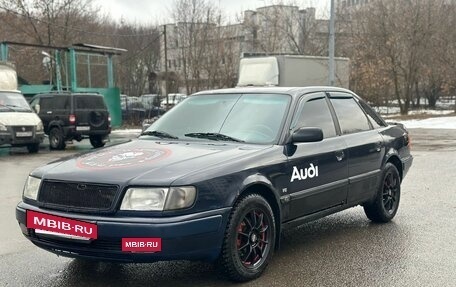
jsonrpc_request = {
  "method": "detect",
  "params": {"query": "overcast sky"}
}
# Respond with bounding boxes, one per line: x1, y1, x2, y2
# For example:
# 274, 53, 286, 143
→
94, 0, 329, 25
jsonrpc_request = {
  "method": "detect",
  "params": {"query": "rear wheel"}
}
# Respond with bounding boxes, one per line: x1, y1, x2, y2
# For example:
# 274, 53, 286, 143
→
364, 163, 401, 223
219, 194, 276, 282
27, 143, 40, 153
49, 127, 66, 150
90, 135, 106, 148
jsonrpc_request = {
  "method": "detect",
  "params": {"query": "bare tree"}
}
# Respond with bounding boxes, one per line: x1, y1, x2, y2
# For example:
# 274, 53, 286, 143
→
348, 0, 450, 114
168, 0, 238, 93
115, 24, 161, 97
241, 1, 326, 56
0, 0, 99, 46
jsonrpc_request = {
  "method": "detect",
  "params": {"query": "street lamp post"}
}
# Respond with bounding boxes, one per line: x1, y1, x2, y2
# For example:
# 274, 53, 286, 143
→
329, 0, 335, 86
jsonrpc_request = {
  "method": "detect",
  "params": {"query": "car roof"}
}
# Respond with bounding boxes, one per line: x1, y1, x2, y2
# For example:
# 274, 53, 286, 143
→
193, 86, 354, 99
33, 92, 103, 98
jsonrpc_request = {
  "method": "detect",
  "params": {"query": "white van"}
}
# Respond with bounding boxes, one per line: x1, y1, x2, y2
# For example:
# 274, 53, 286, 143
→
0, 64, 44, 153
160, 93, 187, 110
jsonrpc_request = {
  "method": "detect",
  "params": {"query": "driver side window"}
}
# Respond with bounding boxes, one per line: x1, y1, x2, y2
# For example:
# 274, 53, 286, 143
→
292, 93, 337, 139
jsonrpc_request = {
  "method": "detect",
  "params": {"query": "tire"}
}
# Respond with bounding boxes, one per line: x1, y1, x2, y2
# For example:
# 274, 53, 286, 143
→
218, 193, 276, 282
27, 143, 40, 153
89, 111, 106, 128
90, 135, 106, 148
49, 127, 66, 150
364, 163, 401, 223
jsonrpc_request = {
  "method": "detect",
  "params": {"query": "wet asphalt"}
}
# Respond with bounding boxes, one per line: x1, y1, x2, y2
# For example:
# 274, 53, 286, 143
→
0, 128, 455, 286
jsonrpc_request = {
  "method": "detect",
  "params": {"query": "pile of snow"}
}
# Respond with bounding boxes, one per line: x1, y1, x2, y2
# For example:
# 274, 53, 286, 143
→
376, 106, 454, 118
408, 110, 454, 116
398, 116, 456, 129
112, 129, 142, 134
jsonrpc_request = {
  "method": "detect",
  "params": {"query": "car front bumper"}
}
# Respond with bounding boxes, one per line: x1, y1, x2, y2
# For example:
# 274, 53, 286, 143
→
16, 202, 230, 262
0, 131, 44, 146
402, 155, 413, 178
63, 126, 111, 139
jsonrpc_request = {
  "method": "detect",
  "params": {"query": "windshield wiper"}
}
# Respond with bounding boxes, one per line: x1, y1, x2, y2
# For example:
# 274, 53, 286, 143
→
184, 132, 245, 143
140, 130, 179, 139
0, 104, 18, 112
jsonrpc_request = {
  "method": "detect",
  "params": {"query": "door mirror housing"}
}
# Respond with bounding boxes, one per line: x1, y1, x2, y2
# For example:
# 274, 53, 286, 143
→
290, 127, 323, 143
34, 104, 40, 114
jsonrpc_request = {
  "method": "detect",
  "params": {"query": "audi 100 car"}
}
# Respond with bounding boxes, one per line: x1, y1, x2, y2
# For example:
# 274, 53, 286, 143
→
16, 87, 413, 282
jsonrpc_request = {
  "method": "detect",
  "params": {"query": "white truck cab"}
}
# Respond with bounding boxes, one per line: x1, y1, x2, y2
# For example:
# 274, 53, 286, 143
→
0, 63, 44, 153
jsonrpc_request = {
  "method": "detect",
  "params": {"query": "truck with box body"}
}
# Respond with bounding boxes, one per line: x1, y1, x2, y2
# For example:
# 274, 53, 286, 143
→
237, 55, 350, 88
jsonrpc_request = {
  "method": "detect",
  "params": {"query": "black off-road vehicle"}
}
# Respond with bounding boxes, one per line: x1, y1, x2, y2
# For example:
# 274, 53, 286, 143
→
30, 93, 111, 150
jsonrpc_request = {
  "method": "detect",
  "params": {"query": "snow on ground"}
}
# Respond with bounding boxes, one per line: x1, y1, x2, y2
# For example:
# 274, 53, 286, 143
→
398, 116, 456, 129
376, 107, 454, 118
112, 129, 142, 134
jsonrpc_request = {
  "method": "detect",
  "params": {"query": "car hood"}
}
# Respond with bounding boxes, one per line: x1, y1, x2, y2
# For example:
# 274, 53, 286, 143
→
34, 139, 272, 186
0, 112, 41, 126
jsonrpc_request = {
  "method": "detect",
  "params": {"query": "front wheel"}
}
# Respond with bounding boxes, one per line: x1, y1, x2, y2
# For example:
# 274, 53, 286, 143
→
49, 127, 66, 150
27, 143, 40, 153
364, 163, 401, 223
218, 194, 276, 282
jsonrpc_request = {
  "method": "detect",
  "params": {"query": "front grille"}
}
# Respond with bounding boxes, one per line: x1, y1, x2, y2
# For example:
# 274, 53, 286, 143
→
38, 180, 119, 212
12, 126, 35, 141
31, 232, 122, 251
12, 126, 34, 133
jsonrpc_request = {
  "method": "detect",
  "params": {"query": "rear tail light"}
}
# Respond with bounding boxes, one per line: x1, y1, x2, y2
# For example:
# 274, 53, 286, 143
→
405, 133, 411, 149
69, 114, 76, 125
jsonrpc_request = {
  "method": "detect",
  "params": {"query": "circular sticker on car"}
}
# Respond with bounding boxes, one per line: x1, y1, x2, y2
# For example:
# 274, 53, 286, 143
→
76, 148, 171, 170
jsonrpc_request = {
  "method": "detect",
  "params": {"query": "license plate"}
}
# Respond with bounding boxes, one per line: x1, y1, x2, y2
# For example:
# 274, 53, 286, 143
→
16, 131, 33, 137
122, 238, 162, 252
26, 210, 97, 239
76, 126, 90, 131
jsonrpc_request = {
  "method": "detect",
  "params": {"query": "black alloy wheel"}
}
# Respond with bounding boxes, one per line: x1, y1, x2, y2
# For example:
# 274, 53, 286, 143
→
364, 163, 401, 223
219, 193, 276, 282
236, 209, 271, 268
382, 169, 400, 214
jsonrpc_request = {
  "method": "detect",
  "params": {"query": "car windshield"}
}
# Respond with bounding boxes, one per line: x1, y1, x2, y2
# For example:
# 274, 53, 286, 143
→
0, 92, 32, 112
145, 93, 291, 144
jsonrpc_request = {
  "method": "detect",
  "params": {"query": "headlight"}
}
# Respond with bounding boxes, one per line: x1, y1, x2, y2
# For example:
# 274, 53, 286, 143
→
0, 124, 7, 131
36, 121, 43, 132
23, 176, 41, 200
120, 186, 196, 211
164, 186, 197, 210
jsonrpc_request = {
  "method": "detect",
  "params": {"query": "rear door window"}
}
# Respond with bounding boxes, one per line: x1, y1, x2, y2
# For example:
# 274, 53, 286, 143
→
53, 96, 70, 110
39, 96, 70, 110
358, 100, 387, 128
329, 93, 371, 135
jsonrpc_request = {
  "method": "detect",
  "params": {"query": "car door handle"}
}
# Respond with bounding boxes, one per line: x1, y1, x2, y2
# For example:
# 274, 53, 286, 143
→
46, 111, 53, 114
375, 142, 382, 152
335, 150, 345, 162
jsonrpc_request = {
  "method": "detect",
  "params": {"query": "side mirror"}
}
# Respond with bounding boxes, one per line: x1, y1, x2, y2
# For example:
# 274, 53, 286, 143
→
34, 104, 40, 114
290, 127, 323, 143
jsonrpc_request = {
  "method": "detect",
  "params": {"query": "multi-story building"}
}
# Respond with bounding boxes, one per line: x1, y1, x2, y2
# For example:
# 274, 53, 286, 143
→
338, 0, 374, 9
159, 5, 334, 94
